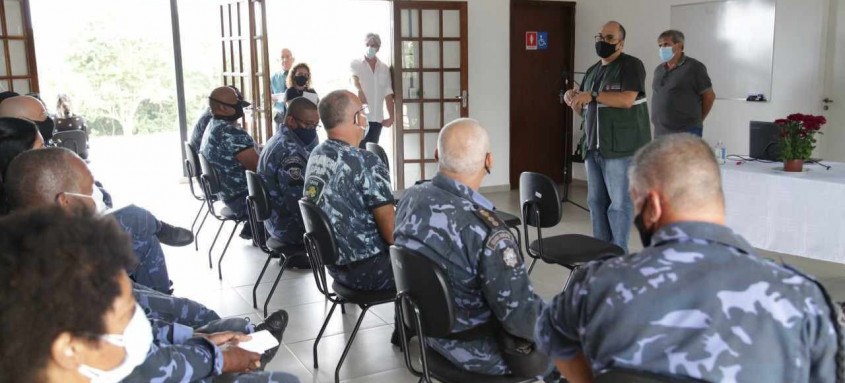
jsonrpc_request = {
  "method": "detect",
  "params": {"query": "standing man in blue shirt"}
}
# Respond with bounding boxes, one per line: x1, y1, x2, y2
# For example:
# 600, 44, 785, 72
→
271, 48, 295, 125
257, 97, 319, 268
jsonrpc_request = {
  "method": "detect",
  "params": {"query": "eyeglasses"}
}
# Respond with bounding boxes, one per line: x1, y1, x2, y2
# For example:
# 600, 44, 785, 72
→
594, 34, 618, 43
293, 116, 322, 130
353, 105, 370, 129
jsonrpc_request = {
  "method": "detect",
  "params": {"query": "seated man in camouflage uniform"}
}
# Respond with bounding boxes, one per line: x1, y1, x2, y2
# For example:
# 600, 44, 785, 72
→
200, 86, 259, 239
394, 118, 547, 376
535, 134, 841, 383
4, 148, 294, 382
0, 207, 300, 383
303, 90, 395, 292
257, 97, 320, 269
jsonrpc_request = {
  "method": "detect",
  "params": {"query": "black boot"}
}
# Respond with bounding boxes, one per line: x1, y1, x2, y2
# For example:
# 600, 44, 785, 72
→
156, 221, 194, 247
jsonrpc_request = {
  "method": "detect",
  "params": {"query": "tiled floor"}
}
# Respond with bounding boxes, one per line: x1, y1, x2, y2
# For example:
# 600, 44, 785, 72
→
133, 177, 845, 383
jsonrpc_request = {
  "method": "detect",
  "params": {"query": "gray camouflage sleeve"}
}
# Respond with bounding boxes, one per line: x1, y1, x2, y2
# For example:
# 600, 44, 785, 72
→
477, 227, 541, 341
122, 337, 223, 382
806, 284, 840, 383
535, 265, 591, 360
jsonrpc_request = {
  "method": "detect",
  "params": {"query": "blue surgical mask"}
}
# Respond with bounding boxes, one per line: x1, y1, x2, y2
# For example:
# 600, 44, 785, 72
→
659, 46, 674, 62
366, 47, 377, 59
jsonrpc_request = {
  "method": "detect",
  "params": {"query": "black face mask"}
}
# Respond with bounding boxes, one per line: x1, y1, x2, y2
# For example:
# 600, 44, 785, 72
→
292, 126, 318, 144
595, 41, 618, 59
633, 199, 654, 247
36, 117, 55, 142
294, 75, 309, 87
210, 97, 246, 122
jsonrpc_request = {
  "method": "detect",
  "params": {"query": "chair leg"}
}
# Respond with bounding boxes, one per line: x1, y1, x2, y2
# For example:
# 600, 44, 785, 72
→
527, 258, 538, 275
194, 208, 210, 251
263, 255, 292, 317
335, 305, 372, 383
253, 253, 274, 308
341, 304, 346, 314
217, 221, 240, 280
314, 301, 340, 369
190, 202, 204, 236
208, 220, 226, 269
562, 265, 579, 291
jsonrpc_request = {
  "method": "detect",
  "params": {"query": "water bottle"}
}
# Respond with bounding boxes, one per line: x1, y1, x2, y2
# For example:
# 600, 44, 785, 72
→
714, 141, 726, 165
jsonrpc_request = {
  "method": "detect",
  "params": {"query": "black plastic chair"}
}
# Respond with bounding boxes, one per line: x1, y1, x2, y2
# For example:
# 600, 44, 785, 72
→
365, 142, 390, 170
53, 130, 88, 159
390, 245, 532, 383
245, 170, 306, 317
594, 367, 707, 383
184, 141, 210, 251
299, 199, 397, 383
519, 172, 624, 281
197, 153, 246, 279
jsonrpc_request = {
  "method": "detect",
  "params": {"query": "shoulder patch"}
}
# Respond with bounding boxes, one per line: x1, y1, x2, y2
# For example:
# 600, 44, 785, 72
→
486, 230, 512, 251
304, 176, 325, 202
472, 207, 504, 231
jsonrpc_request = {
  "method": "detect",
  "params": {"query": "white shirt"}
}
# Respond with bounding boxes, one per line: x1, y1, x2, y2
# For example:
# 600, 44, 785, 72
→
350, 57, 394, 122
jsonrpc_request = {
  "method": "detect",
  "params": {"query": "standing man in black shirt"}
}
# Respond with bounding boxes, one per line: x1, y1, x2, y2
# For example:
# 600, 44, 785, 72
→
564, 21, 651, 252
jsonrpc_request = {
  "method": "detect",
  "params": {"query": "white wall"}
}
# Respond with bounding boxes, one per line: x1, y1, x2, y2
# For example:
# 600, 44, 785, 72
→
412, 0, 832, 187
567, 0, 829, 179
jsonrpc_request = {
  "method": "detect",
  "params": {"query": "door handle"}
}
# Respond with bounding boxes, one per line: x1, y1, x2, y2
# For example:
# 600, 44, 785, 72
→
823, 98, 834, 104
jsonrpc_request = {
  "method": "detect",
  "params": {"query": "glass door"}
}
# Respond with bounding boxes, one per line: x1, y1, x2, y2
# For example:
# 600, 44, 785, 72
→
393, 1, 468, 189
0, 0, 38, 94
218, 0, 271, 144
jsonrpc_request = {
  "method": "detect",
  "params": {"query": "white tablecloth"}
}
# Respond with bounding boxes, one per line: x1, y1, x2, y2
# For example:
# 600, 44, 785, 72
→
721, 161, 845, 263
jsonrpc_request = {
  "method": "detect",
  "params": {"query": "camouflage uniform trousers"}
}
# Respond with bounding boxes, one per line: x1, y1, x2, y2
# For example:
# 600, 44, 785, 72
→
327, 252, 395, 292
112, 204, 172, 293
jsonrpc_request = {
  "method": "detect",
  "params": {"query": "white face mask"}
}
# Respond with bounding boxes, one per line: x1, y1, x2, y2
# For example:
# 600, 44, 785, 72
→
90, 185, 109, 214
78, 303, 152, 383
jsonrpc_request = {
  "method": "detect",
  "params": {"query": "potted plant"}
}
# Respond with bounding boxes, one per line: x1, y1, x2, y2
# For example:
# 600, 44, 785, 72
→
774, 113, 826, 172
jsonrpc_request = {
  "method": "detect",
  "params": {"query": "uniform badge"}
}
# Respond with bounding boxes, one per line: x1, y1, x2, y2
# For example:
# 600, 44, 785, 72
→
503, 248, 519, 268
288, 167, 302, 181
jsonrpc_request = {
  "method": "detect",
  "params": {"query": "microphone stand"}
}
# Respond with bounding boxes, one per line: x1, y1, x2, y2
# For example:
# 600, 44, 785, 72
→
559, 69, 589, 212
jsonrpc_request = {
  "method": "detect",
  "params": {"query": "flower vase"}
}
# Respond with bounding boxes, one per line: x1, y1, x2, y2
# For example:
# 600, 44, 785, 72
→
783, 159, 804, 172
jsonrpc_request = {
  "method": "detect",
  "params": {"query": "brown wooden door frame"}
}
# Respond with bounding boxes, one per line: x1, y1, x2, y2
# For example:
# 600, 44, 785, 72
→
392, 1, 468, 189
218, 0, 272, 144
0, 0, 39, 94
509, 0, 575, 188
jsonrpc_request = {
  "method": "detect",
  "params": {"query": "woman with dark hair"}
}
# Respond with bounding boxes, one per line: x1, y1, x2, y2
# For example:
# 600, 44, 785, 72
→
55, 94, 89, 134
0, 207, 151, 383
284, 63, 318, 106
0, 117, 43, 180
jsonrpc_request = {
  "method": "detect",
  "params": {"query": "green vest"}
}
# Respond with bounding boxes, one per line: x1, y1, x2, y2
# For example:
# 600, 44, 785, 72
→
580, 58, 651, 159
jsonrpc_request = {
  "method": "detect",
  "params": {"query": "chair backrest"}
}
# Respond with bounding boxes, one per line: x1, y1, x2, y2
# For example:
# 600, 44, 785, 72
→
198, 153, 222, 195
184, 141, 202, 180
298, 198, 340, 267
245, 170, 271, 221
519, 171, 562, 228
52, 130, 88, 159
245, 170, 272, 250
365, 142, 390, 171
594, 368, 707, 383
389, 245, 455, 338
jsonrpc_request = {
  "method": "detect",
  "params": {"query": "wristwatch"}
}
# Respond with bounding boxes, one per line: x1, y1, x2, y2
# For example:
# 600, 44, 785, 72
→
591, 91, 599, 103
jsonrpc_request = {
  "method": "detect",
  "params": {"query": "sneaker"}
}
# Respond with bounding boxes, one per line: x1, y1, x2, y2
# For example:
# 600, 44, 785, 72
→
255, 310, 289, 367
156, 221, 194, 247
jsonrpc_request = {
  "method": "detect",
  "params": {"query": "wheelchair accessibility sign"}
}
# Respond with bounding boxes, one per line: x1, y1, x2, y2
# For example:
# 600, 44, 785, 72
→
525, 31, 548, 51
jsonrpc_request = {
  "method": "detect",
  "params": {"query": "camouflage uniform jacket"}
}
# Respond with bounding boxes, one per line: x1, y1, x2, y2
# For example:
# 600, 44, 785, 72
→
200, 118, 255, 203
258, 125, 317, 244
303, 138, 392, 265
189, 108, 213, 152
395, 173, 542, 375
535, 221, 841, 382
